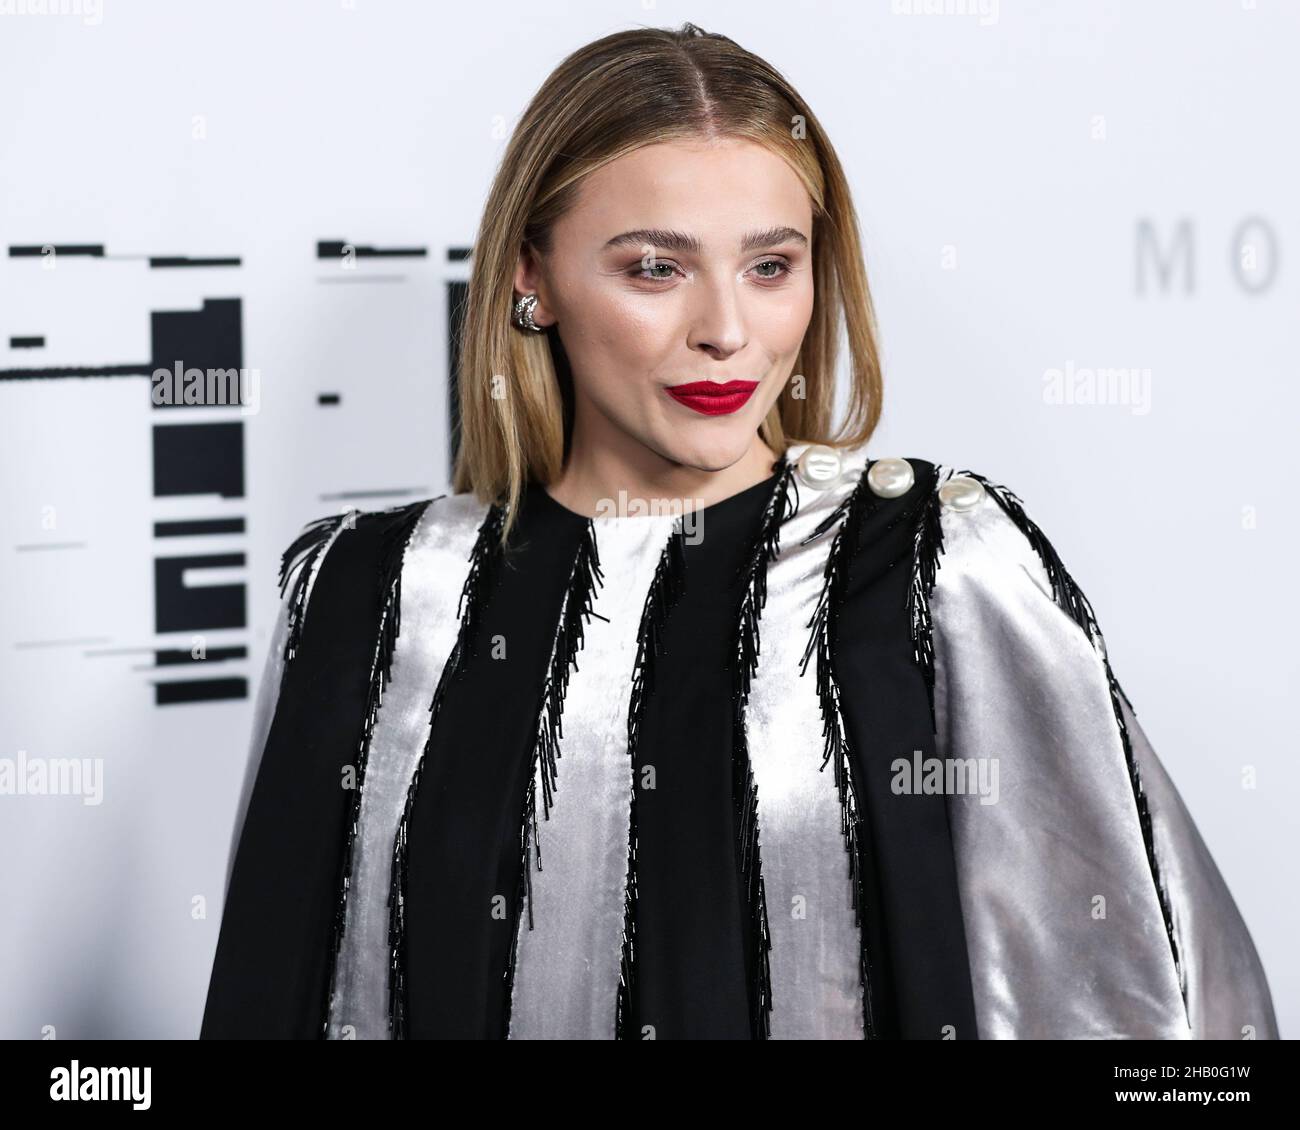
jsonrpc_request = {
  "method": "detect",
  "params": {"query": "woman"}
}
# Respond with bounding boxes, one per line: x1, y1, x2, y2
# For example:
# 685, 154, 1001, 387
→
201, 23, 1277, 1040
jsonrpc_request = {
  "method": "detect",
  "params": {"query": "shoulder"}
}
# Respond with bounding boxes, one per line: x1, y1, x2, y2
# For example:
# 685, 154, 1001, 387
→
842, 446, 1115, 683
277, 498, 423, 598
278, 491, 501, 588
871, 453, 1106, 652
276, 491, 499, 619
270, 496, 445, 657
795, 441, 1093, 634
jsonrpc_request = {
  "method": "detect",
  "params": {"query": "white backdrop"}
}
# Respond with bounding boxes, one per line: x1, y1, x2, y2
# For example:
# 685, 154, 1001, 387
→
1, 0, 1294, 1039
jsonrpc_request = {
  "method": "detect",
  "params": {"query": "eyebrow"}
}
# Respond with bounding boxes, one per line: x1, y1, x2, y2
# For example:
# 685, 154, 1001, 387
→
602, 226, 808, 255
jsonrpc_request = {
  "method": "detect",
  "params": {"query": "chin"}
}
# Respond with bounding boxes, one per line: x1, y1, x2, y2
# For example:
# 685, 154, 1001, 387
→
665, 442, 759, 470
651, 428, 757, 474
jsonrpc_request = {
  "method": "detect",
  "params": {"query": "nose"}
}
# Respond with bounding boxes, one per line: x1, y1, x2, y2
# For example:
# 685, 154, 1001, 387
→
685, 272, 748, 360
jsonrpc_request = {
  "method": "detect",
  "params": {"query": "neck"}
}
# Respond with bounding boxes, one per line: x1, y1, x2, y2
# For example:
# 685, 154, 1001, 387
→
546, 429, 780, 520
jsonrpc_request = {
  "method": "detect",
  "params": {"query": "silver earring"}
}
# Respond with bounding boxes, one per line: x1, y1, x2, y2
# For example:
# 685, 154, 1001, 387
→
512, 293, 544, 333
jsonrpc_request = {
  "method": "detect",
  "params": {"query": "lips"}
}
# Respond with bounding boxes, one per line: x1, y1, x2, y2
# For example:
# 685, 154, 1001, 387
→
665, 379, 760, 416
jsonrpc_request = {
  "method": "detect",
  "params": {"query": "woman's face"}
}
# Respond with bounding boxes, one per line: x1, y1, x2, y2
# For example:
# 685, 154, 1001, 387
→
515, 136, 815, 474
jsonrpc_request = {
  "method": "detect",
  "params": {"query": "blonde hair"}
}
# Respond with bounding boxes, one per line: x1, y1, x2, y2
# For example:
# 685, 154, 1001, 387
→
453, 22, 884, 548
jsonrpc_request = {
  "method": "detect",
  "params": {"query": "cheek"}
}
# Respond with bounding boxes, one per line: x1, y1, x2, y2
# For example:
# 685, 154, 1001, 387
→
565, 287, 678, 371
761, 288, 815, 358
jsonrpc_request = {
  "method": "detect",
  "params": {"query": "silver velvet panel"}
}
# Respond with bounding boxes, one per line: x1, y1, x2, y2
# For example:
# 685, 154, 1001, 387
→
932, 472, 1195, 1038
744, 443, 869, 1038
1119, 693, 1279, 1038
507, 516, 681, 1039
324, 495, 488, 1039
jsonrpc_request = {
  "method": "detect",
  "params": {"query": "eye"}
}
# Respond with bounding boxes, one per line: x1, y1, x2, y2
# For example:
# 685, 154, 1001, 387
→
751, 257, 792, 282
628, 259, 683, 283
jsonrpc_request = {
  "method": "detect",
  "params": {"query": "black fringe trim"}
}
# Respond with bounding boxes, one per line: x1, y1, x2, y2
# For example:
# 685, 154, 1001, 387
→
531, 519, 605, 835
278, 510, 356, 665
386, 501, 509, 1039
957, 469, 1187, 1011
317, 498, 434, 1039
501, 518, 605, 1033
727, 455, 796, 1039
907, 483, 947, 732
614, 521, 689, 1039
797, 465, 887, 1039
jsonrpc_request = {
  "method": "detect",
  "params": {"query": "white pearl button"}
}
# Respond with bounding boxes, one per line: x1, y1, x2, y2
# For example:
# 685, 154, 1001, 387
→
938, 474, 985, 512
866, 457, 914, 498
795, 444, 843, 490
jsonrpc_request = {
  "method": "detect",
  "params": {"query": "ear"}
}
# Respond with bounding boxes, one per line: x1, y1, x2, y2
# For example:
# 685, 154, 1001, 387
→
512, 241, 555, 327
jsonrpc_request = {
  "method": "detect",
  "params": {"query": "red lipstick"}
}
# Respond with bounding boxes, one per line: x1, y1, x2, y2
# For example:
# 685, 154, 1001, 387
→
665, 379, 759, 416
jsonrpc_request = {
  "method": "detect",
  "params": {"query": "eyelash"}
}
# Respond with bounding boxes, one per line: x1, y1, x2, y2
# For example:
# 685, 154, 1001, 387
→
628, 257, 793, 284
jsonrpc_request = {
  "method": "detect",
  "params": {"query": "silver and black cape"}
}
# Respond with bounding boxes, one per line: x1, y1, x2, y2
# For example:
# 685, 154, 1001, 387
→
199, 442, 1278, 1039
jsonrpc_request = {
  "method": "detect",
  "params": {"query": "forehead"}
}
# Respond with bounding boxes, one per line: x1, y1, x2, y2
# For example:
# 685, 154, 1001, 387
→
561, 137, 811, 241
